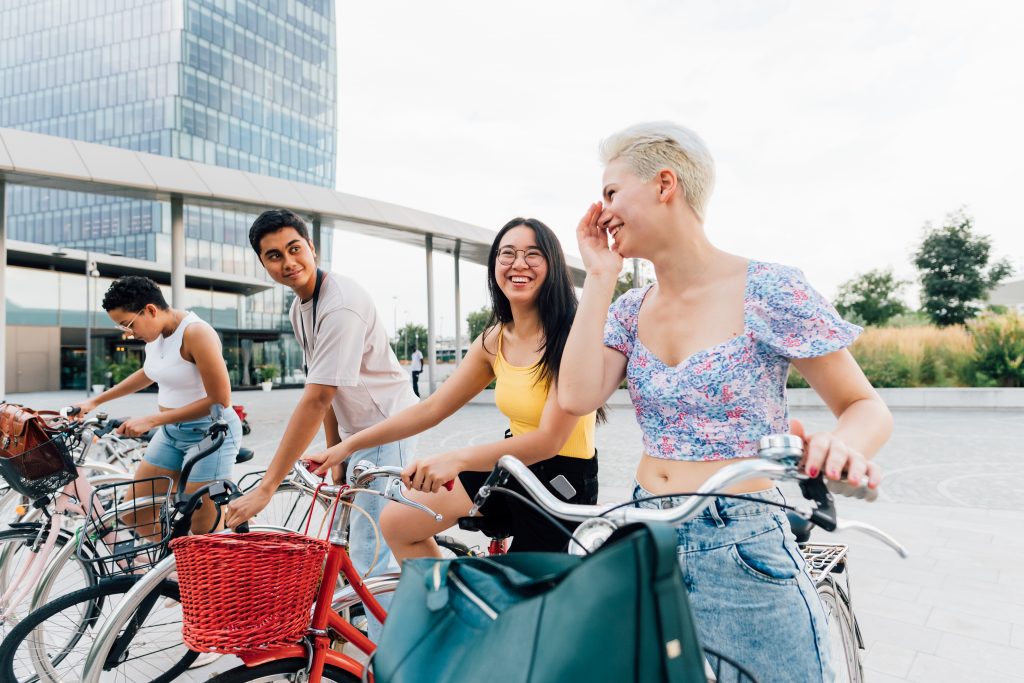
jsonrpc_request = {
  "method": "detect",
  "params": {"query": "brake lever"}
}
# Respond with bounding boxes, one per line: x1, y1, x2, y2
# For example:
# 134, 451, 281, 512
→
382, 478, 443, 521
835, 519, 909, 558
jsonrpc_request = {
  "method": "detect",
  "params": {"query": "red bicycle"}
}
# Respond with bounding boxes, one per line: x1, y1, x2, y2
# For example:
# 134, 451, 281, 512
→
80, 459, 448, 683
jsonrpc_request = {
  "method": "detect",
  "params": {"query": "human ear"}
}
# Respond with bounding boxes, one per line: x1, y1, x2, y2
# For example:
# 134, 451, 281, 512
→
657, 169, 680, 203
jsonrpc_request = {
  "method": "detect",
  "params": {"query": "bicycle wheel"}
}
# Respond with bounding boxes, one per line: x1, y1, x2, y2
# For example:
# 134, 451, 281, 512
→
210, 658, 358, 682
0, 575, 196, 683
818, 577, 863, 683
0, 526, 99, 642
333, 574, 401, 642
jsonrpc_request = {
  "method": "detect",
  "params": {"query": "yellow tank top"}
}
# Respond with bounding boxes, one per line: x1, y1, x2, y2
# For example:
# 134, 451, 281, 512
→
492, 328, 596, 459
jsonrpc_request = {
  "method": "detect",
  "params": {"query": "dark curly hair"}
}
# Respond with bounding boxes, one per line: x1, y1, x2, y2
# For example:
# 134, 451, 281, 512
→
248, 209, 311, 255
101, 276, 169, 312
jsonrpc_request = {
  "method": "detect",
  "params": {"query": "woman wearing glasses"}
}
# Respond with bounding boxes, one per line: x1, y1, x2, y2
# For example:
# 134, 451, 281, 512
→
74, 275, 242, 534
303, 218, 600, 558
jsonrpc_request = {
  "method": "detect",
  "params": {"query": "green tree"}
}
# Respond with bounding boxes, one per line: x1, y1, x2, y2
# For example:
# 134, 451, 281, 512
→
393, 323, 427, 361
466, 306, 492, 342
913, 209, 1013, 326
613, 261, 654, 300
833, 268, 908, 326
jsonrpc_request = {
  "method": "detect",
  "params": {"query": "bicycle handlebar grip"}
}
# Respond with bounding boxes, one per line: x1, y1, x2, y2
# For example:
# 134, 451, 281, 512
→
826, 479, 879, 503
443, 480, 454, 491
62, 406, 81, 417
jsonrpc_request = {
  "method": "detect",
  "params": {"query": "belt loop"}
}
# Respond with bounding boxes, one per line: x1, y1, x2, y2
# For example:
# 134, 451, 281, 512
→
708, 497, 727, 528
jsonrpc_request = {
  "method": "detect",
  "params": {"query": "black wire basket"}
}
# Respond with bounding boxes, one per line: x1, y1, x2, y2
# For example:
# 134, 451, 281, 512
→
76, 476, 174, 577
703, 648, 760, 683
0, 431, 78, 499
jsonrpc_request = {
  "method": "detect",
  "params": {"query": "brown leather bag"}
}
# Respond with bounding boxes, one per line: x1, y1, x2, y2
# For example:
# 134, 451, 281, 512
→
0, 403, 65, 480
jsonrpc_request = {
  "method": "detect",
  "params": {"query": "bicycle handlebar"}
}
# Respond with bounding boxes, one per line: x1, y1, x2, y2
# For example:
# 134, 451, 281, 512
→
477, 434, 907, 557
290, 459, 446, 521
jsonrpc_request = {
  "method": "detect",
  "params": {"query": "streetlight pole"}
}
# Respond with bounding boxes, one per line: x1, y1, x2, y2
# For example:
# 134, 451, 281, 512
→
84, 251, 98, 397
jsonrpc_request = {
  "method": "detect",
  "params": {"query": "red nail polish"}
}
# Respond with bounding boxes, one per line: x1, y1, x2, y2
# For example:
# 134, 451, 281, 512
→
807, 467, 819, 477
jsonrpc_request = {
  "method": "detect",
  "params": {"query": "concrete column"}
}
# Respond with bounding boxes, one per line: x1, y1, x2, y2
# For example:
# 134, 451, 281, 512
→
0, 180, 6, 399
171, 196, 185, 307
454, 239, 462, 366
312, 217, 322, 265
425, 234, 436, 395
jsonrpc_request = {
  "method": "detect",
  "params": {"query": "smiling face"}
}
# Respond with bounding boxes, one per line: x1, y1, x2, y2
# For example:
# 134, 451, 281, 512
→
493, 226, 548, 307
256, 227, 319, 297
600, 157, 666, 259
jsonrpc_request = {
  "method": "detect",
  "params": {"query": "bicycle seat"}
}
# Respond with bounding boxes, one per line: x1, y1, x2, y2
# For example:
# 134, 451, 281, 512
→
786, 511, 813, 544
235, 448, 254, 464
457, 515, 512, 541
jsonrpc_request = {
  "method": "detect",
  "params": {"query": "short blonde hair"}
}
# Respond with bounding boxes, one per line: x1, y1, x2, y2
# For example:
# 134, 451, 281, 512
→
599, 122, 716, 220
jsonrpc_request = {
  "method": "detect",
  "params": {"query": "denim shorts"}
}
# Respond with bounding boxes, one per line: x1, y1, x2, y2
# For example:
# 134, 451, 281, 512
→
632, 481, 833, 683
144, 409, 242, 483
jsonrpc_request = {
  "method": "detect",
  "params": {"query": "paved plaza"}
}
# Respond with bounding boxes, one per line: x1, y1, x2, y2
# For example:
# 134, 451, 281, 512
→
7, 386, 1024, 681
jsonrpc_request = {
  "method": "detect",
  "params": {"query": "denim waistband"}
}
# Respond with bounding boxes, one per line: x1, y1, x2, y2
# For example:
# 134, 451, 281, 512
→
631, 479, 786, 520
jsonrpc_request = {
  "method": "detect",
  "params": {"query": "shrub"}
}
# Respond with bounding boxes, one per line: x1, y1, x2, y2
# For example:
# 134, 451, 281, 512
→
968, 314, 1024, 387
849, 326, 973, 387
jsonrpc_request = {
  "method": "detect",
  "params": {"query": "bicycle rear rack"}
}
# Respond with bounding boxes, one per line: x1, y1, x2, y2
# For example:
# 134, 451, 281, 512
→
800, 542, 848, 584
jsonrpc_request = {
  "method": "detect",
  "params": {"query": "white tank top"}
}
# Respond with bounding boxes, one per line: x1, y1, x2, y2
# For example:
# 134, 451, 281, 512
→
143, 311, 209, 409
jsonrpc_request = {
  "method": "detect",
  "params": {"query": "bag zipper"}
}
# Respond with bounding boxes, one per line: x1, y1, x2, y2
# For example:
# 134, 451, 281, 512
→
448, 572, 497, 620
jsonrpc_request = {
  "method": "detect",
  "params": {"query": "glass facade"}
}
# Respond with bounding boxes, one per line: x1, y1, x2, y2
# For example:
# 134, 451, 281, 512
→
5, 265, 307, 390
0, 0, 337, 389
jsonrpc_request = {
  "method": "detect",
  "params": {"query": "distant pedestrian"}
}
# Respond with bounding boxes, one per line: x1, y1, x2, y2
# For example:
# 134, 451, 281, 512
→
410, 346, 424, 397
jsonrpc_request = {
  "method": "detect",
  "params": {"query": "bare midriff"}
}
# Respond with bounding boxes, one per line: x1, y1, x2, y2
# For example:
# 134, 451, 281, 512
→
635, 453, 773, 496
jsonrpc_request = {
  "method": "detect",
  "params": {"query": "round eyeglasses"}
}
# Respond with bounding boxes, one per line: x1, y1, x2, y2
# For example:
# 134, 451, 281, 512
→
496, 247, 545, 267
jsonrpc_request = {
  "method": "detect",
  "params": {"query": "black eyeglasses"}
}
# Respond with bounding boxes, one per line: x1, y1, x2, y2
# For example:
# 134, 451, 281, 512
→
496, 247, 545, 267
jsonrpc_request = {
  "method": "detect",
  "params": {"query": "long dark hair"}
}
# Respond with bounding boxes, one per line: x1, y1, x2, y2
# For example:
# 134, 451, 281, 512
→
483, 218, 605, 423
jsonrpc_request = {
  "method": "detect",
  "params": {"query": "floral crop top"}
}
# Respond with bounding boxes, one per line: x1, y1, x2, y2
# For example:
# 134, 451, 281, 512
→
603, 260, 862, 461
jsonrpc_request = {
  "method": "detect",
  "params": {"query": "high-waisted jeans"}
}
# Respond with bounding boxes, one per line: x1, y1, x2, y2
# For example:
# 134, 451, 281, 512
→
632, 481, 834, 683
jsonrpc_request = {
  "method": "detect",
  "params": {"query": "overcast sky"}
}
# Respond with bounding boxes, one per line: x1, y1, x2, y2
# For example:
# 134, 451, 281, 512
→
332, 0, 1024, 339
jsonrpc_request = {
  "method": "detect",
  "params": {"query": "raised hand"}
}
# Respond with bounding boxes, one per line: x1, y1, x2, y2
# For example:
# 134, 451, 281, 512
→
576, 202, 623, 277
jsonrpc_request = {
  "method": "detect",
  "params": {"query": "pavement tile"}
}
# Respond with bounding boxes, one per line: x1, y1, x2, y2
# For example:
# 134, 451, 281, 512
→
1013, 624, 1024, 651
925, 607, 1013, 645
916, 585, 1024, 626
934, 633, 1024, 678
856, 611, 943, 655
880, 579, 923, 602
858, 591, 934, 626
863, 641, 916, 678
907, 653, 1011, 683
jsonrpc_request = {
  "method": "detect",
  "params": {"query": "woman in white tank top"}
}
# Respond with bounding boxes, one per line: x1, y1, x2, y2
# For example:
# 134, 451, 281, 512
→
74, 276, 242, 534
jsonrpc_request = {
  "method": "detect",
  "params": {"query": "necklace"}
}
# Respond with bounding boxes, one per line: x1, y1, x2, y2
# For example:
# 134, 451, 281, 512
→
158, 311, 186, 359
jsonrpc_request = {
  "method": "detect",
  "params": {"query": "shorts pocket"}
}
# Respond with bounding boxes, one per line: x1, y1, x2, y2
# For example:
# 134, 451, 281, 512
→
729, 528, 800, 585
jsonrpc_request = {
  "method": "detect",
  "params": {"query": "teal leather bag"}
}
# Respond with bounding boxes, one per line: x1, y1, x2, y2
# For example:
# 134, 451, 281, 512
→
368, 522, 706, 683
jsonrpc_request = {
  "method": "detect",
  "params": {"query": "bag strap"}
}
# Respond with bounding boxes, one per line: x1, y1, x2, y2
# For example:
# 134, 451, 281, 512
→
645, 522, 706, 683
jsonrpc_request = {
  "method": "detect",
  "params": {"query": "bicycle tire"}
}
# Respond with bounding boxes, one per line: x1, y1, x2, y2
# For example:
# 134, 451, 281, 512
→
0, 526, 99, 642
818, 577, 864, 683
209, 658, 359, 682
0, 575, 196, 683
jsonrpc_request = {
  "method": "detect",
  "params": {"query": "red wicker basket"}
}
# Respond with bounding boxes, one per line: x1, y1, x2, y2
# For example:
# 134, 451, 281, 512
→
170, 532, 329, 653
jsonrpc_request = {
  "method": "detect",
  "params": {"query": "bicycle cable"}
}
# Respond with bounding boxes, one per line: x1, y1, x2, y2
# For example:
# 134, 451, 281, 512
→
481, 487, 592, 555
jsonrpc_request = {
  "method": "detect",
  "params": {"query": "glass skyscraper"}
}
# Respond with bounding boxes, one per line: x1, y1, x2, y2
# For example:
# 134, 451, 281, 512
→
0, 0, 337, 389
